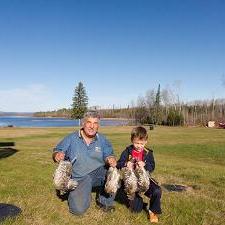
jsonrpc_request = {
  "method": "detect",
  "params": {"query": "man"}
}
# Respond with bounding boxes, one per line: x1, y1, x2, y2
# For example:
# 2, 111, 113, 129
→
52, 111, 117, 215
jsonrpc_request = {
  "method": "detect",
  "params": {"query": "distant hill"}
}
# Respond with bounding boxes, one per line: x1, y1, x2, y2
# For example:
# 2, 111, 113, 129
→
0, 112, 34, 116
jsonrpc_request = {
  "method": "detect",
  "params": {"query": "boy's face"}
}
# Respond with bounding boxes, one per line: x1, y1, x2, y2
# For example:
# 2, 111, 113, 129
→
132, 138, 147, 151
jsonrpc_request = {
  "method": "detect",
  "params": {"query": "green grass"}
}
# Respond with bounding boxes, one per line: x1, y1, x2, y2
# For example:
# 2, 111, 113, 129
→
0, 126, 225, 225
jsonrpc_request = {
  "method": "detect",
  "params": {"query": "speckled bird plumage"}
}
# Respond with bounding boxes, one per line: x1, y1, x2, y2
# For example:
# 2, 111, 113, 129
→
134, 166, 150, 193
104, 167, 121, 194
53, 160, 78, 195
122, 167, 138, 200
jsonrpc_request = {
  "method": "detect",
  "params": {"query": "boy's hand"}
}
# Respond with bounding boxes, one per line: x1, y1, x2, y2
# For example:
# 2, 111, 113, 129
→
126, 161, 134, 170
137, 161, 145, 168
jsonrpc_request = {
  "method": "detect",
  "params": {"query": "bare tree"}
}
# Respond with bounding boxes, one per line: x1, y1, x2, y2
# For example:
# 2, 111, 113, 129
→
134, 95, 148, 124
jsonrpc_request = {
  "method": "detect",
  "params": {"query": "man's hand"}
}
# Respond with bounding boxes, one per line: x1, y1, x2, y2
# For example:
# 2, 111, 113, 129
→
106, 156, 117, 168
53, 152, 65, 162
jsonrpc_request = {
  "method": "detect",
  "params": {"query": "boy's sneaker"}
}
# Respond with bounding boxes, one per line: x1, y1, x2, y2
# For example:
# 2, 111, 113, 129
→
149, 211, 158, 223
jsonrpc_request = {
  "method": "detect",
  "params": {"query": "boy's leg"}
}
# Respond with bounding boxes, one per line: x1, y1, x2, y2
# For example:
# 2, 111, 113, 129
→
68, 175, 92, 215
145, 179, 162, 214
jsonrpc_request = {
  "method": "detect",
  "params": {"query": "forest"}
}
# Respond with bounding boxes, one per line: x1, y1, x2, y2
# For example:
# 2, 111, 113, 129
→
34, 84, 225, 127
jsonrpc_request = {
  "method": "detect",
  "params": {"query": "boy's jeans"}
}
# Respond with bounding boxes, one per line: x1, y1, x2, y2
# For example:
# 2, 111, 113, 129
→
68, 166, 115, 215
129, 179, 162, 214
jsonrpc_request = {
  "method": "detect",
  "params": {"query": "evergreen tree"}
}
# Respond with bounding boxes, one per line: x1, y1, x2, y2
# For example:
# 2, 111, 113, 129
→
71, 82, 88, 120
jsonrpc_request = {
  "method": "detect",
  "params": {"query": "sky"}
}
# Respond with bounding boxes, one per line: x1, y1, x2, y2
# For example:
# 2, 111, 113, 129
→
0, 0, 225, 112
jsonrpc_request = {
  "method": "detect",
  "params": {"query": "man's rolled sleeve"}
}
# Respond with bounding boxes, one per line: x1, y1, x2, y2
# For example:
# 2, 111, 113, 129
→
53, 135, 71, 155
102, 138, 114, 161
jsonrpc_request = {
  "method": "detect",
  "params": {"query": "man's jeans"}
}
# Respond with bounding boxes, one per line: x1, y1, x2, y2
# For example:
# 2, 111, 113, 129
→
68, 166, 115, 215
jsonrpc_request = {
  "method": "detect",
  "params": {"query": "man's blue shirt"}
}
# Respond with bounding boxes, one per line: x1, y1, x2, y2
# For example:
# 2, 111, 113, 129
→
54, 130, 114, 180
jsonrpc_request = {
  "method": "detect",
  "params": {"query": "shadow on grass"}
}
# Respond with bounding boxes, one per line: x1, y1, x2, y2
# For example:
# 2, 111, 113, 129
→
0, 147, 18, 160
0, 142, 15, 147
0, 203, 22, 222
55, 190, 68, 201
161, 183, 200, 192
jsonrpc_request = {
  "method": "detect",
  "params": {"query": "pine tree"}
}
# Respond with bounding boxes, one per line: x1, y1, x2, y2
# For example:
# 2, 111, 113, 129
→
71, 82, 88, 120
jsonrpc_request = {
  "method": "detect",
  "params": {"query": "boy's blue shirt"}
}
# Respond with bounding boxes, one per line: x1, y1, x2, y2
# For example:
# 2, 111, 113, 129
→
54, 130, 114, 180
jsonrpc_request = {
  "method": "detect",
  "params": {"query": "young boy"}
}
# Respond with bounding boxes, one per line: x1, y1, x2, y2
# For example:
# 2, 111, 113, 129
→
117, 126, 162, 223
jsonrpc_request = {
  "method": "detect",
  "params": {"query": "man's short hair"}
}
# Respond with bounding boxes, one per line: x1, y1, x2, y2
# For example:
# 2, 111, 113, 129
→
83, 111, 100, 120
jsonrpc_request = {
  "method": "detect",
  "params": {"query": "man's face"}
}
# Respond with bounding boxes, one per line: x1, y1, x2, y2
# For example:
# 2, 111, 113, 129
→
82, 117, 99, 138
132, 138, 147, 151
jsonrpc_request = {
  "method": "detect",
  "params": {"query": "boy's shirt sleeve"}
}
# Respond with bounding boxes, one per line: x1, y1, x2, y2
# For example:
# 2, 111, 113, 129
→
145, 151, 155, 173
117, 148, 129, 169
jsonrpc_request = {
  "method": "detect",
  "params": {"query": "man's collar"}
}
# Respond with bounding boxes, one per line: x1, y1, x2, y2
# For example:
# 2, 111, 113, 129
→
78, 129, 82, 138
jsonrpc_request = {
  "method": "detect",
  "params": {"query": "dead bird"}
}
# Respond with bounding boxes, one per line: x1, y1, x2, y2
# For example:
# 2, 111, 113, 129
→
105, 167, 121, 194
53, 160, 78, 195
121, 167, 138, 200
134, 166, 150, 193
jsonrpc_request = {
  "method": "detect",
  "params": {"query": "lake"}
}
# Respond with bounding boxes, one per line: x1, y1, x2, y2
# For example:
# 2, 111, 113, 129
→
0, 116, 130, 127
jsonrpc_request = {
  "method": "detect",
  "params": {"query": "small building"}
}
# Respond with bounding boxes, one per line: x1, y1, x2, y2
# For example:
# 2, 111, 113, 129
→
208, 121, 215, 128
219, 122, 225, 129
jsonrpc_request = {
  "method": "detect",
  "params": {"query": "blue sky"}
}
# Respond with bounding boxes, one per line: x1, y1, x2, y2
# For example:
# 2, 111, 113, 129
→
0, 0, 225, 112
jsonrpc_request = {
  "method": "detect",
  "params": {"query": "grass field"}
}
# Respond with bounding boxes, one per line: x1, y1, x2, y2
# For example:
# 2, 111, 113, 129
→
0, 126, 225, 225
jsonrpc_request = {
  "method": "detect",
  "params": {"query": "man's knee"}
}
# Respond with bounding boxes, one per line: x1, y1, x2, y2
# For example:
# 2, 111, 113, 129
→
68, 176, 92, 215
68, 193, 91, 215
69, 204, 89, 215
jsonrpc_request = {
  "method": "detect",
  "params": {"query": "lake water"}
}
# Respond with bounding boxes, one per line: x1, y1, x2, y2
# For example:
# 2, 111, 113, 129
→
0, 116, 130, 127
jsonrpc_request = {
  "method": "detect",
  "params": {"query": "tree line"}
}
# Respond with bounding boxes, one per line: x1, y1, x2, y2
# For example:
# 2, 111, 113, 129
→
34, 82, 225, 126
133, 84, 225, 126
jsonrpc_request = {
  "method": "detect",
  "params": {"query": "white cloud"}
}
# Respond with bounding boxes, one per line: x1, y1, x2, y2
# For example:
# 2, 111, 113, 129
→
0, 84, 56, 112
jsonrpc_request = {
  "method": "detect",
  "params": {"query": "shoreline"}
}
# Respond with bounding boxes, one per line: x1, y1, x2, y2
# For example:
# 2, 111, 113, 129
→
0, 115, 132, 120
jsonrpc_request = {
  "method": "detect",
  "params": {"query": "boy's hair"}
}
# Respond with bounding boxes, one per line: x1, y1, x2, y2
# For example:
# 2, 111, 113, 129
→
131, 126, 148, 141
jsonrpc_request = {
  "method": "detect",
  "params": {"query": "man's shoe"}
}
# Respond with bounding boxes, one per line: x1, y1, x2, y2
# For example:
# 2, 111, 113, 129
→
103, 205, 115, 213
149, 211, 159, 223
96, 202, 115, 213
